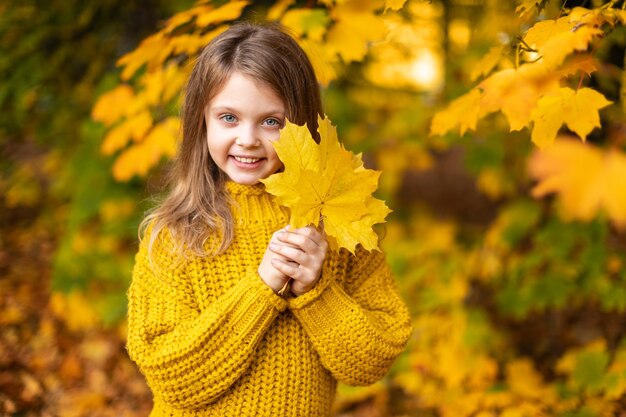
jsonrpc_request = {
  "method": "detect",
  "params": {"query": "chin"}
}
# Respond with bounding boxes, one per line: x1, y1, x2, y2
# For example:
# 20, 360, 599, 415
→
228, 174, 262, 185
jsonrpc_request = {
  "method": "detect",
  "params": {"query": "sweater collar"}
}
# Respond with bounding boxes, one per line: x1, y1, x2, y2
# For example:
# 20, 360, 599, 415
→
225, 181, 267, 196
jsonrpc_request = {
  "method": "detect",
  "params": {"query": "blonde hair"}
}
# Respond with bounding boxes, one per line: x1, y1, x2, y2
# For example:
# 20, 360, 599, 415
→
140, 22, 324, 259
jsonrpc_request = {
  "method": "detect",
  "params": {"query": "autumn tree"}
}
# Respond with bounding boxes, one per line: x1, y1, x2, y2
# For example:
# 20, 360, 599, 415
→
3, 0, 626, 415
91, 0, 626, 414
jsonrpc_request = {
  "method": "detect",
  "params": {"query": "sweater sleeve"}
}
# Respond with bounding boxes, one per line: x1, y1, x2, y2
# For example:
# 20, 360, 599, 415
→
286, 248, 412, 386
126, 234, 287, 409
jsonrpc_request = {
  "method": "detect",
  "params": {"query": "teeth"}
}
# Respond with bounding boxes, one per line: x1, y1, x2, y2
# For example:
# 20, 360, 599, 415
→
234, 156, 260, 163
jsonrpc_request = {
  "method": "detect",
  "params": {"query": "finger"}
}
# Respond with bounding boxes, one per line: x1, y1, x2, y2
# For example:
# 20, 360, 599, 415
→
269, 242, 306, 264
277, 229, 323, 251
271, 258, 300, 279
271, 227, 299, 249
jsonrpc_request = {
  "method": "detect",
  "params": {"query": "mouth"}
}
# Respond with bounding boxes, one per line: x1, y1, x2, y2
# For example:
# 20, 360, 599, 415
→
233, 156, 262, 164
231, 155, 265, 170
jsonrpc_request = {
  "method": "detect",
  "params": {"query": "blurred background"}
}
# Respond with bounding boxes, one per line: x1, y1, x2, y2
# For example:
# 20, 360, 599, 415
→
2, 0, 626, 415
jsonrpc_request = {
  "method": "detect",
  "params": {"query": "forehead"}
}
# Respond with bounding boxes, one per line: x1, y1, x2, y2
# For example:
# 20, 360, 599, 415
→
208, 72, 285, 111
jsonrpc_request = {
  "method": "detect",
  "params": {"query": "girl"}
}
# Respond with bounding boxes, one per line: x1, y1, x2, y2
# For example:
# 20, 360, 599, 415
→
127, 22, 412, 417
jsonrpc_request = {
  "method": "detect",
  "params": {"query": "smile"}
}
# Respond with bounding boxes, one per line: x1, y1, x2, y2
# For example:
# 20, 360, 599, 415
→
233, 156, 262, 163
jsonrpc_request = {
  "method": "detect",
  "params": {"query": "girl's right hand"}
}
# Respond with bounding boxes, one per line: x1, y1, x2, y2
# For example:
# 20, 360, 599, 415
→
258, 227, 292, 294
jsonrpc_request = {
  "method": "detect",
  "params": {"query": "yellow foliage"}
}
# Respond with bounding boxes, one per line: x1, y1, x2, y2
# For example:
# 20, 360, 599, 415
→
261, 118, 391, 253
280, 8, 328, 42
364, 4, 445, 91
605, 348, 626, 399
50, 291, 101, 332
297, 38, 337, 86
117, 32, 173, 81
376, 142, 432, 194
529, 137, 626, 228
100, 110, 153, 155
476, 167, 510, 199
515, 0, 541, 21
470, 45, 505, 81
91, 85, 135, 127
4, 165, 41, 207
384, 0, 406, 12
430, 88, 481, 136
325, 0, 386, 63
140, 64, 188, 106
267, 0, 295, 20
568, 6, 626, 28
506, 358, 555, 402
480, 64, 561, 132
522, 17, 575, 51
523, 15, 604, 69
99, 198, 136, 222
539, 25, 604, 69
530, 87, 611, 148
112, 117, 179, 181
194, 1, 249, 27
117, 2, 248, 80
163, 5, 214, 33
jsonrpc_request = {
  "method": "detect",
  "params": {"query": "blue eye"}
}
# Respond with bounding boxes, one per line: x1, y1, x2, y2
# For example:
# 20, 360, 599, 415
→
221, 114, 236, 123
264, 118, 282, 127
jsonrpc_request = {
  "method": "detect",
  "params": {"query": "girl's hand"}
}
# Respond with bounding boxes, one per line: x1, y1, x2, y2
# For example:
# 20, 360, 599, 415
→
269, 225, 328, 296
258, 227, 292, 294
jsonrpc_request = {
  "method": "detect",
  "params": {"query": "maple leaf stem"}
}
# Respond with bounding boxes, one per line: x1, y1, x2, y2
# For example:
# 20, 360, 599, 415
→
579, 40, 601, 91
601, 1, 616, 10
577, 71, 586, 90
277, 279, 291, 297
518, 38, 538, 53
558, 0, 570, 19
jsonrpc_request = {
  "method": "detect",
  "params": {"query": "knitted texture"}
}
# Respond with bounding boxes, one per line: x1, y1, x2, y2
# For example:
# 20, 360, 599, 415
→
127, 181, 412, 417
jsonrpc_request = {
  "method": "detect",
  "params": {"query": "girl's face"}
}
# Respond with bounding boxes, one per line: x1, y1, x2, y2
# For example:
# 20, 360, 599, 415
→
204, 72, 285, 185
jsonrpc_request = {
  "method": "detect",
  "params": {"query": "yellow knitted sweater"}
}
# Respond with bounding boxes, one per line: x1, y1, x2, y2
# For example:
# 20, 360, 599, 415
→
127, 181, 412, 417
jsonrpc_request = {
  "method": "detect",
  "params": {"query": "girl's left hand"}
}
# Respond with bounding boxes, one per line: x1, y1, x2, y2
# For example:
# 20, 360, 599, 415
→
269, 225, 328, 297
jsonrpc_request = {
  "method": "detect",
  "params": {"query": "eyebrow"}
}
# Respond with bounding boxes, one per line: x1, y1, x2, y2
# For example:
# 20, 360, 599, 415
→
209, 106, 285, 116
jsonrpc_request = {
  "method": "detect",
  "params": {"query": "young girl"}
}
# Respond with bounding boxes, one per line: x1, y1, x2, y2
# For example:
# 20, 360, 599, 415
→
127, 22, 412, 417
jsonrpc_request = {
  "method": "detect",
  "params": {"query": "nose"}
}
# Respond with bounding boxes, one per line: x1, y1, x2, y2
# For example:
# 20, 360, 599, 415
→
235, 124, 261, 148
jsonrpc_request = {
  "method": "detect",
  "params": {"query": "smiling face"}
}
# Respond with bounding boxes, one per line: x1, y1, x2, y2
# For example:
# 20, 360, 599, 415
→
204, 72, 286, 185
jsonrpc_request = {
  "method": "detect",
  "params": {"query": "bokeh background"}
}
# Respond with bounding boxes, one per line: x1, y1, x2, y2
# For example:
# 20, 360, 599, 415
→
2, 0, 626, 415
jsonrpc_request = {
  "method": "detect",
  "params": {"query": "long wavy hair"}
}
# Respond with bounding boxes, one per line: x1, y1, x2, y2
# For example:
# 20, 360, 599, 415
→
139, 22, 324, 259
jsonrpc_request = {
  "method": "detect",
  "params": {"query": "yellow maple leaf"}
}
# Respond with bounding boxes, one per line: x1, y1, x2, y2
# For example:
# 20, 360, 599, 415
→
569, 6, 625, 28
384, 0, 407, 12
267, 0, 295, 20
478, 66, 557, 131
528, 137, 626, 228
430, 88, 482, 137
297, 38, 337, 86
100, 110, 153, 156
261, 117, 391, 253
506, 358, 556, 401
522, 16, 575, 51
117, 2, 247, 80
325, 2, 386, 63
162, 5, 213, 33
91, 85, 135, 127
523, 16, 603, 69
112, 117, 179, 181
280, 8, 329, 42
194, 1, 249, 27
470, 45, 505, 82
117, 32, 173, 80
540, 25, 603, 69
515, 0, 542, 21
530, 87, 611, 148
